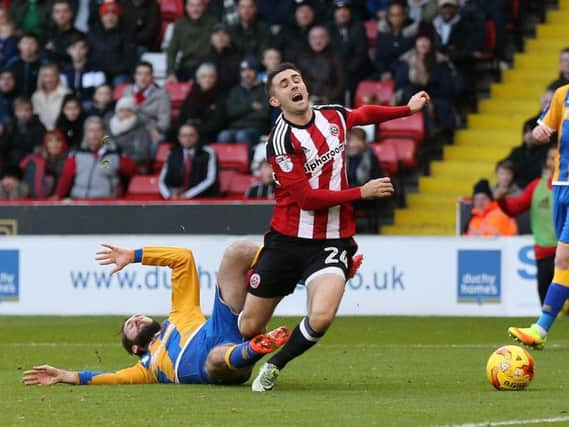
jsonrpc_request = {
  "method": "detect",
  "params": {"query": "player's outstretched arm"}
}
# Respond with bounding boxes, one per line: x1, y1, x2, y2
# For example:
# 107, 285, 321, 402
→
23, 365, 78, 385
96, 243, 133, 275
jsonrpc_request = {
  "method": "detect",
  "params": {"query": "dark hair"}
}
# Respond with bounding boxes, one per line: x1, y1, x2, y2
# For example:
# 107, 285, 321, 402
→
348, 127, 367, 142
18, 31, 39, 43
135, 60, 153, 74
120, 318, 161, 357
265, 62, 302, 96
495, 158, 514, 172
561, 47, 569, 56
52, 0, 73, 10
68, 32, 87, 47
2, 165, 22, 180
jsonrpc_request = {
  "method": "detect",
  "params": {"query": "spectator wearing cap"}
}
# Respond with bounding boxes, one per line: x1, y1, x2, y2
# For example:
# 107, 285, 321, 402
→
7, 32, 46, 98
0, 69, 17, 124
0, 165, 29, 199
44, 0, 84, 67
109, 96, 153, 173
465, 179, 518, 237
365, 0, 391, 20
198, 23, 242, 92
393, 30, 459, 134
328, 0, 373, 100
87, 0, 137, 86
61, 33, 106, 105
32, 63, 71, 130
9, 0, 53, 38
20, 129, 69, 198
159, 122, 220, 199
54, 116, 138, 198
432, 0, 484, 100
122, 61, 171, 146
275, 0, 317, 63
172, 62, 225, 143
227, 0, 272, 62
88, 0, 124, 29
506, 91, 556, 189
375, 2, 418, 82
216, 57, 269, 149
407, 0, 438, 23
166, 0, 217, 83
297, 25, 345, 104
121, 0, 161, 52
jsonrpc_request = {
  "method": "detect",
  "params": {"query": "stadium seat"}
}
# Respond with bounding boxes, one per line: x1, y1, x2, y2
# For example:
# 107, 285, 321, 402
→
364, 20, 378, 49
354, 80, 395, 108
153, 143, 172, 173
126, 175, 161, 200
370, 142, 398, 177
210, 143, 250, 173
113, 83, 130, 100
227, 173, 258, 198
219, 170, 236, 195
378, 138, 417, 169
158, 0, 183, 21
164, 81, 193, 109
378, 112, 424, 143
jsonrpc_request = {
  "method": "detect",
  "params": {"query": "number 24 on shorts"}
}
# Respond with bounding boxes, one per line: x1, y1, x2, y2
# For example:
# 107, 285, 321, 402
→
324, 247, 348, 268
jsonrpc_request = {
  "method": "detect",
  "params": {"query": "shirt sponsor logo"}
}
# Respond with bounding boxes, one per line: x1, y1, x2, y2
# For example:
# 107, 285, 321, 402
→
457, 250, 501, 304
304, 143, 345, 174
276, 155, 293, 173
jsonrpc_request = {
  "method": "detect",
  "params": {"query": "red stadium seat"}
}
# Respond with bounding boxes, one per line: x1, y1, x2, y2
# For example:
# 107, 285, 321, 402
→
378, 138, 417, 169
484, 20, 497, 53
126, 175, 161, 200
153, 143, 172, 172
364, 20, 378, 49
219, 170, 237, 194
370, 142, 398, 177
354, 80, 395, 108
227, 173, 258, 197
164, 81, 193, 109
378, 112, 424, 143
113, 83, 130, 100
158, 0, 184, 21
210, 143, 250, 173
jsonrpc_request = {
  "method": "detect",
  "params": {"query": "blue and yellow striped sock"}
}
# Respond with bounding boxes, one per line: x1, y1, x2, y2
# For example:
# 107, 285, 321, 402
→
537, 268, 569, 334
224, 342, 264, 369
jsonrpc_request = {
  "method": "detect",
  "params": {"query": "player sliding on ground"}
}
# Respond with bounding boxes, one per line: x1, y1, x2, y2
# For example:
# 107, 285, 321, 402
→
23, 241, 291, 386
237, 62, 430, 391
509, 83, 569, 350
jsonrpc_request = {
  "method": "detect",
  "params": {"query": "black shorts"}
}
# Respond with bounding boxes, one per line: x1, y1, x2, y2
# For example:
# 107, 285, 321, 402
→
248, 230, 358, 298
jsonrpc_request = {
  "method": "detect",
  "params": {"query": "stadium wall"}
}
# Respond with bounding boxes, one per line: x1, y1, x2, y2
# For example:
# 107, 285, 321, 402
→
0, 235, 542, 317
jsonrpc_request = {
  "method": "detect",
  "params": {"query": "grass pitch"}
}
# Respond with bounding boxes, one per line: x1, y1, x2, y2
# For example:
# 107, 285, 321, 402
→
2, 316, 569, 427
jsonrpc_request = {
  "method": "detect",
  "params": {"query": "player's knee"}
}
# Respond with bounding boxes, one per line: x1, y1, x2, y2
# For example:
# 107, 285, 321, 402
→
205, 348, 228, 372
554, 253, 569, 270
308, 309, 336, 333
238, 311, 264, 338
224, 241, 259, 266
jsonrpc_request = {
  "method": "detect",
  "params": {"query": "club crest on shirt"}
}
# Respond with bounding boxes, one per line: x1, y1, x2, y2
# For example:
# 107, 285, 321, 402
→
330, 124, 339, 136
276, 155, 293, 173
249, 273, 261, 289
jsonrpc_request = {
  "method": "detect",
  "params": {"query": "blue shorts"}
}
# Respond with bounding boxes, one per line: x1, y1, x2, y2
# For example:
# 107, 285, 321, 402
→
553, 186, 569, 244
176, 287, 245, 384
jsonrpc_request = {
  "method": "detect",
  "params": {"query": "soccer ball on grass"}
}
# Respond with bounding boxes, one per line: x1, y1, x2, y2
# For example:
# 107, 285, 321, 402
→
486, 345, 534, 390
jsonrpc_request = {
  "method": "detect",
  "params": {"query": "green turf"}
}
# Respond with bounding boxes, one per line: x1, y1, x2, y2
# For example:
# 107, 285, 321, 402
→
2, 316, 569, 427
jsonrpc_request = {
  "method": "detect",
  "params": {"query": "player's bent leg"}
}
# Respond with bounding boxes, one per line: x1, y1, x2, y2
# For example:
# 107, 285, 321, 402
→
238, 294, 281, 338
305, 273, 346, 332
205, 345, 252, 385
217, 240, 261, 314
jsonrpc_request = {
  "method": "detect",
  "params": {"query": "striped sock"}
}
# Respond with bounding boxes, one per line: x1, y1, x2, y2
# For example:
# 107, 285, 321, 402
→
225, 342, 265, 369
268, 317, 323, 370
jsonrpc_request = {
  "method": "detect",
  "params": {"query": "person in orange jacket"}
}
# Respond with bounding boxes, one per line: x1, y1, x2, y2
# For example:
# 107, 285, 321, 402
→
465, 178, 518, 237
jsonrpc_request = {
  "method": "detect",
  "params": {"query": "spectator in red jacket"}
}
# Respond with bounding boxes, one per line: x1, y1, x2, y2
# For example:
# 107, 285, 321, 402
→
54, 116, 138, 198
496, 147, 557, 304
20, 129, 69, 198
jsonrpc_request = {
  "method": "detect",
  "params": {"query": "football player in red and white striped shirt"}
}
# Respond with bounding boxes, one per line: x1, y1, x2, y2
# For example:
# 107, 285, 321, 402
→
238, 63, 430, 392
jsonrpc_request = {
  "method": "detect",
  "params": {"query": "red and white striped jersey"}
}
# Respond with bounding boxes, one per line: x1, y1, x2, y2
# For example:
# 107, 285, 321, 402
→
266, 104, 411, 239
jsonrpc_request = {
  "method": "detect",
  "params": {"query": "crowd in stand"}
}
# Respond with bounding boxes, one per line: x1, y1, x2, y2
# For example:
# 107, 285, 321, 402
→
0, 0, 525, 202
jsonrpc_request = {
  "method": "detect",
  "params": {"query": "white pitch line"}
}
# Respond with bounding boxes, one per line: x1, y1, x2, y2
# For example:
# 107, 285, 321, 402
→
439, 415, 569, 427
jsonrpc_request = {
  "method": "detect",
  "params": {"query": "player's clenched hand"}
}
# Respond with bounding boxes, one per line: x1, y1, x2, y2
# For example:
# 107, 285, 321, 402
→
96, 243, 133, 275
23, 365, 64, 386
532, 124, 553, 143
360, 177, 395, 199
407, 91, 430, 114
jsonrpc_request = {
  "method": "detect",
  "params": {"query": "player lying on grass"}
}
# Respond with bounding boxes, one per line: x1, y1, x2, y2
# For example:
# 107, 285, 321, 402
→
23, 241, 291, 386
